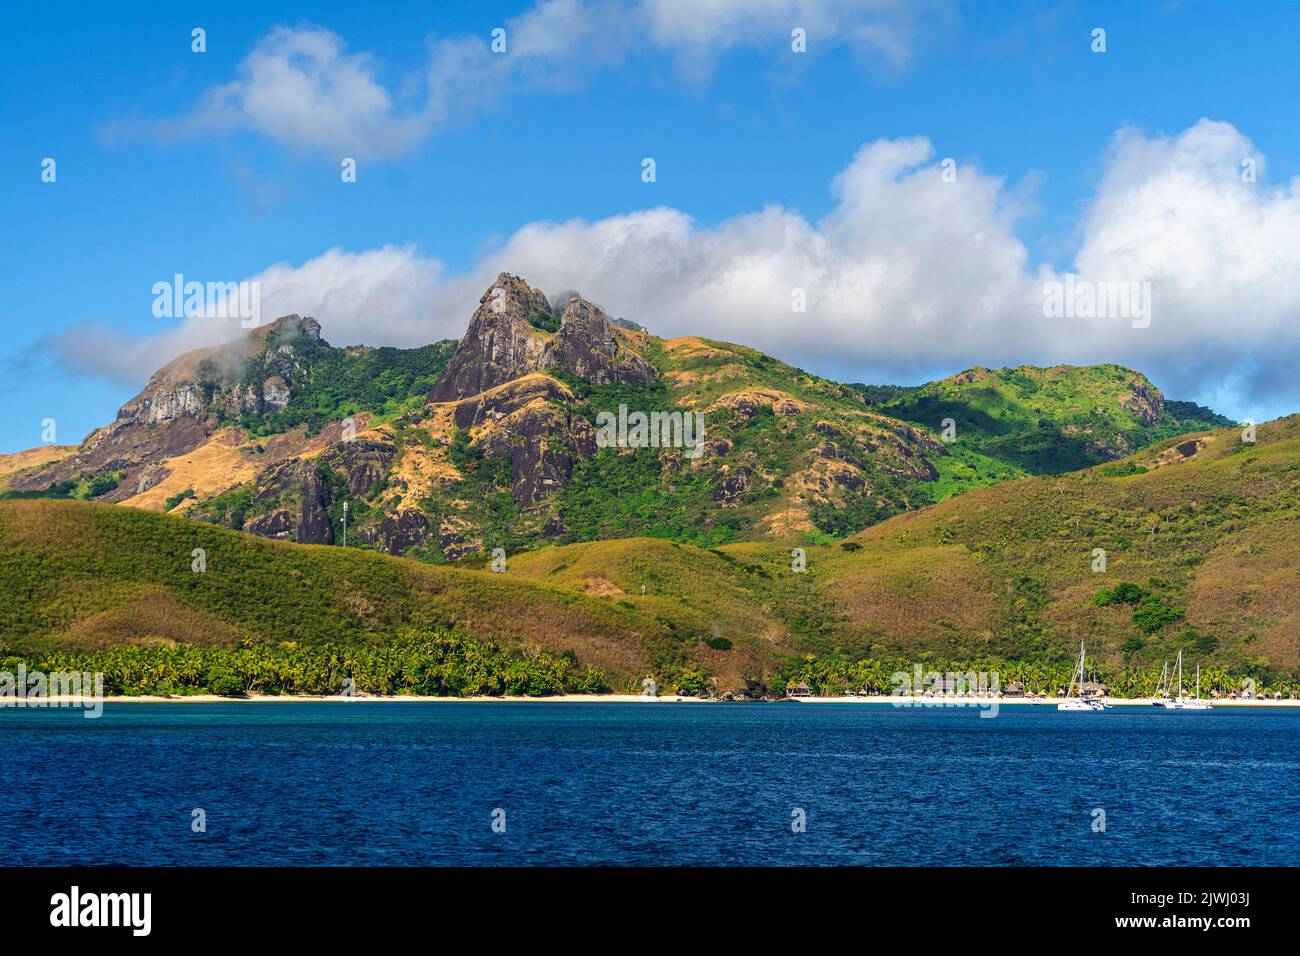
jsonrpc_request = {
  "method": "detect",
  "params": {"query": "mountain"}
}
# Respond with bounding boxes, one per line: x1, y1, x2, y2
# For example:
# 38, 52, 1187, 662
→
854, 364, 1233, 500
0, 273, 1234, 564
3, 415, 1298, 693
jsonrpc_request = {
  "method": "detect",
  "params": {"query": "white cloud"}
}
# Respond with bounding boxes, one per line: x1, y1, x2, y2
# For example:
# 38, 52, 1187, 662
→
58, 120, 1300, 419
49, 247, 453, 385
119, 2, 944, 158
141, 27, 433, 159
640, 0, 938, 72
1067, 120, 1300, 403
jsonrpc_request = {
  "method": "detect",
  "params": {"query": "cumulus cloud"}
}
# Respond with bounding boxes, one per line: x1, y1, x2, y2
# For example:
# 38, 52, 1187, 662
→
640, 0, 939, 74
119, 26, 434, 159
1067, 120, 1300, 403
113, 1, 946, 158
48, 247, 453, 386
58, 120, 1300, 418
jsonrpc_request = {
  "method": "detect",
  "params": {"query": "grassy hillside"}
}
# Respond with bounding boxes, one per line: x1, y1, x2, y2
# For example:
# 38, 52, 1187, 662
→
5, 416, 1298, 697
0, 498, 783, 690
482, 414, 1300, 684
859, 364, 1234, 500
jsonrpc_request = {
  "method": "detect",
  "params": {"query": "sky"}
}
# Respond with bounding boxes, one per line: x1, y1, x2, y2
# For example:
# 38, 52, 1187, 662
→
3, 0, 1300, 453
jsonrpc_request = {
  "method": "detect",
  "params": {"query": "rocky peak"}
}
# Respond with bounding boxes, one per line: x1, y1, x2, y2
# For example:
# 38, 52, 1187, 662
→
428, 274, 552, 402
113, 314, 324, 428
260, 312, 324, 355
542, 297, 654, 386
10, 314, 329, 501
254, 313, 322, 346
429, 275, 653, 403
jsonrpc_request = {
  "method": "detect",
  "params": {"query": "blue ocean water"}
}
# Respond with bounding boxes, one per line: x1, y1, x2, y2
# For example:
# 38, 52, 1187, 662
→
1, 702, 1296, 866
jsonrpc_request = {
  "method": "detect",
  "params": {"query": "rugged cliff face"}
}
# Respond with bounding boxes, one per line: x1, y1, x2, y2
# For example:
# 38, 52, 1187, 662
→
428, 273, 654, 402
451, 374, 596, 509
541, 296, 654, 386
428, 274, 553, 403
245, 458, 334, 545
0, 274, 1228, 561
9, 314, 325, 502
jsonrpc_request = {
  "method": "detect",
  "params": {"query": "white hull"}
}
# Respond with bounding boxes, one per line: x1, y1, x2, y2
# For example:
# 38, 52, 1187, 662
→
1058, 697, 1106, 712
1058, 642, 1108, 711
1154, 655, 1212, 710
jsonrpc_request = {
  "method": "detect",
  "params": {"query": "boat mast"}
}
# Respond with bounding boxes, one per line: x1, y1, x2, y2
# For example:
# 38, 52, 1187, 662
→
1177, 651, 1183, 699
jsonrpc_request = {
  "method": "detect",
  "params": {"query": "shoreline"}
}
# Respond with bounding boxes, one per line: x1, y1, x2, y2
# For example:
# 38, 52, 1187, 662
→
6, 692, 1299, 708
793, 694, 1300, 708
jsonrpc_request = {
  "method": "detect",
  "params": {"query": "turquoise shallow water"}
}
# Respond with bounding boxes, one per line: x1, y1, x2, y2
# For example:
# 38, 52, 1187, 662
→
1, 701, 1295, 865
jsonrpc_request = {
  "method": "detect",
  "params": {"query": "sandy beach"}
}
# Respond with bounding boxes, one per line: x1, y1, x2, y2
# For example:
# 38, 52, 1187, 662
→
10, 692, 709, 705
792, 694, 1300, 708
8, 692, 1298, 707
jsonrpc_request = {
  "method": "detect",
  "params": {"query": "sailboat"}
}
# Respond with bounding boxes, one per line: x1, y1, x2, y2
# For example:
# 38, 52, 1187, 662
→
1153, 651, 1212, 710
1151, 661, 1171, 706
1057, 641, 1107, 711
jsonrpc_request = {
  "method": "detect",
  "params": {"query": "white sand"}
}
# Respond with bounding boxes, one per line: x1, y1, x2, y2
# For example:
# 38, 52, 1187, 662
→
8, 692, 1296, 707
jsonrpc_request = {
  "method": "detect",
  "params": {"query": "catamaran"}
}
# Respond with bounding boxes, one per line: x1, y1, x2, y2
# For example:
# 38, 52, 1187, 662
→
1152, 651, 1212, 710
1057, 641, 1108, 711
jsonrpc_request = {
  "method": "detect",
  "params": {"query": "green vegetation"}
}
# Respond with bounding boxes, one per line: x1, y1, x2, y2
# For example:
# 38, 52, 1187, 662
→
0, 497, 747, 690
228, 338, 457, 437
3, 306, 1294, 696
1132, 595, 1184, 634
6, 631, 606, 697
0, 471, 124, 502
1094, 582, 1146, 606
860, 364, 1233, 483
194, 484, 255, 530
527, 309, 561, 334
1095, 581, 1184, 633
164, 489, 196, 511
4, 410, 1300, 695
1101, 461, 1149, 477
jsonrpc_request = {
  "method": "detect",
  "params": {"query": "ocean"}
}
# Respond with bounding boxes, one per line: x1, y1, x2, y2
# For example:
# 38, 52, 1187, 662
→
2, 702, 1296, 866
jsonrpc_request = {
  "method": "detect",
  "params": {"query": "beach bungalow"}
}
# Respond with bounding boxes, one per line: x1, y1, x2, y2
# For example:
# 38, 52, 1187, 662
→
1004, 682, 1026, 698
1081, 680, 1107, 697
923, 675, 961, 697
788, 682, 812, 698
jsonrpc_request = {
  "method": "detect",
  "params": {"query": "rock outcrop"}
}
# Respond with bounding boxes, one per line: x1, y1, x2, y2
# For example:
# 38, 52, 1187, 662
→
247, 460, 333, 545
325, 438, 396, 499
457, 376, 596, 507
9, 314, 325, 501
428, 276, 655, 509
541, 296, 654, 386
429, 274, 654, 404
1119, 377, 1166, 427
428, 275, 553, 402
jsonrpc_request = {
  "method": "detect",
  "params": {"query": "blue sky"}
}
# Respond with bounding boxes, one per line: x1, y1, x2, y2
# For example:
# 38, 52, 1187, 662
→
4, 0, 1300, 453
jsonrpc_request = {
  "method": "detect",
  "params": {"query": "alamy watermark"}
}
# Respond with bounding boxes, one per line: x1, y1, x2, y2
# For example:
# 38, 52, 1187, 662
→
1, 664, 103, 718
890, 665, 1001, 718
1043, 275, 1151, 328
595, 404, 706, 459
152, 273, 262, 328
